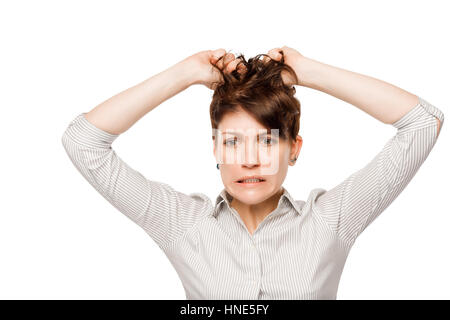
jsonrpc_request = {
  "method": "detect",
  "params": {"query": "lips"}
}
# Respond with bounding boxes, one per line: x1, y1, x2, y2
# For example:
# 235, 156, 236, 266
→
235, 175, 266, 183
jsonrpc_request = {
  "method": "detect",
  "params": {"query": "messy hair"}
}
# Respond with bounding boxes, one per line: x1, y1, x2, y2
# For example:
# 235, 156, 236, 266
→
210, 50, 301, 145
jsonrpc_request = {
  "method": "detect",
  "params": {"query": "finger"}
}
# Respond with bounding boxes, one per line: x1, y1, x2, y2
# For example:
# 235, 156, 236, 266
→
225, 58, 242, 73
268, 48, 283, 61
215, 52, 233, 70
210, 48, 226, 60
215, 55, 226, 69
210, 48, 226, 65
236, 60, 247, 74
222, 53, 235, 70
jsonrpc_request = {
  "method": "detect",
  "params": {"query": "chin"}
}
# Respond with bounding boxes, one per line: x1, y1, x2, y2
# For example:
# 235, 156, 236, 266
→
229, 182, 276, 203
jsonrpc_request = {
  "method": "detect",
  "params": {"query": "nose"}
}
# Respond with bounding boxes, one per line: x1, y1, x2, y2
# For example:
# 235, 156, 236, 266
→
242, 136, 260, 168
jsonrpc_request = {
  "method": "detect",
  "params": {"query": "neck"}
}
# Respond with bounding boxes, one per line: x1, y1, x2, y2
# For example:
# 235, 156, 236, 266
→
230, 187, 284, 235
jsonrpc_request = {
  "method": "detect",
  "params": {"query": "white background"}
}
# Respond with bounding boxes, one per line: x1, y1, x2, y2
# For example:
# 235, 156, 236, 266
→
1, 0, 449, 299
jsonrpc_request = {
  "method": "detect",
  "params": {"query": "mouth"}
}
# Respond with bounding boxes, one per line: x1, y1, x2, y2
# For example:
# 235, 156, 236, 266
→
235, 176, 266, 186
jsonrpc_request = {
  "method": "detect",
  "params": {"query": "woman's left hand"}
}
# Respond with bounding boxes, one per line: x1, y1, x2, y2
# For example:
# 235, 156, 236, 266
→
264, 46, 305, 86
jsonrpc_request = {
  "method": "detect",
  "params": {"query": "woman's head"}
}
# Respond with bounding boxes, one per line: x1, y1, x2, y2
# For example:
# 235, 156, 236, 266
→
210, 51, 303, 205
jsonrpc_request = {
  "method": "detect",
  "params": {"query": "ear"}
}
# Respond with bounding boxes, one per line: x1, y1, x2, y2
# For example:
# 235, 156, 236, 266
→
289, 135, 303, 163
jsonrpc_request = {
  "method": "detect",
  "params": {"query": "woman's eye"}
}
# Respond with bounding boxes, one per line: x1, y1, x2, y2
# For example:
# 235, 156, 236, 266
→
261, 137, 276, 145
224, 138, 237, 146
223, 137, 277, 146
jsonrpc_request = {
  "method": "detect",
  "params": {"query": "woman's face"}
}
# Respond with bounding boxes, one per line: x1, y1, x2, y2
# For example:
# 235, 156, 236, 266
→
213, 107, 302, 205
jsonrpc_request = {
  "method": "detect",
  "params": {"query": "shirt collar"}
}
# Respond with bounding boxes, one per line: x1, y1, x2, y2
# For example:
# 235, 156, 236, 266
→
212, 186, 303, 218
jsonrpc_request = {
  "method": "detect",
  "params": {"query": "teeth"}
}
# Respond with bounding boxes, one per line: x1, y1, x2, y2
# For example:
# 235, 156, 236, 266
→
242, 178, 262, 183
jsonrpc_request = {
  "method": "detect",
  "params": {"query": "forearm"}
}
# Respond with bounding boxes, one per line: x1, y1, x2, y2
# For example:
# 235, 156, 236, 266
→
84, 58, 195, 135
295, 56, 420, 124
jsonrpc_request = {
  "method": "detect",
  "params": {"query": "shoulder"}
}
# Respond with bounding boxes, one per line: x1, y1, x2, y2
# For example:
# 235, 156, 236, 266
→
300, 187, 329, 214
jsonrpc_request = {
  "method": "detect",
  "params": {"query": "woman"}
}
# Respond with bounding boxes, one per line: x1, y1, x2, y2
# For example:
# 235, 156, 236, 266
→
62, 46, 444, 299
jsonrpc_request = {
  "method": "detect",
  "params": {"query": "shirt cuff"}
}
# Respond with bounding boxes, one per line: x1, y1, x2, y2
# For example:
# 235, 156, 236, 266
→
63, 112, 120, 149
392, 96, 445, 131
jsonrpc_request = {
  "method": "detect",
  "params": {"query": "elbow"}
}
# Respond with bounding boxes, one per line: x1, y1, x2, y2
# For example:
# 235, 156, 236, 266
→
436, 118, 441, 137
61, 130, 73, 157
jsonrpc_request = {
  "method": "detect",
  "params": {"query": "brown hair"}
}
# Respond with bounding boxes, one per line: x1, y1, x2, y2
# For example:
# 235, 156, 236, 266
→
210, 51, 301, 145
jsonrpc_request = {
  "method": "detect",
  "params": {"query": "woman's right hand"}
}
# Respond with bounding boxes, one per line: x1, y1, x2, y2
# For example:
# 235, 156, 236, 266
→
185, 49, 247, 90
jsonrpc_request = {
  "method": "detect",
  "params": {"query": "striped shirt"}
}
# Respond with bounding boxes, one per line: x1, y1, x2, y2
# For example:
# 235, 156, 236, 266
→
62, 96, 444, 299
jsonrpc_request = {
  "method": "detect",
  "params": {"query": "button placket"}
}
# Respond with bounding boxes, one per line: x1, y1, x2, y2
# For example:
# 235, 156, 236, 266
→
249, 236, 262, 293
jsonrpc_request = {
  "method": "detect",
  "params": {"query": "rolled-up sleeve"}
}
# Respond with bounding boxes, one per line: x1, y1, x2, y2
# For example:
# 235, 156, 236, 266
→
61, 113, 211, 250
312, 96, 444, 247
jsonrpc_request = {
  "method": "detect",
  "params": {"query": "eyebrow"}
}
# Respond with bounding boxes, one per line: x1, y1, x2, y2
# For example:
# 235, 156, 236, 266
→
221, 130, 273, 137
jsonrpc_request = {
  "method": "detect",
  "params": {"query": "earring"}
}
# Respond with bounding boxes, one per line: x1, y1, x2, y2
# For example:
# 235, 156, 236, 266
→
216, 163, 220, 170
290, 157, 297, 164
